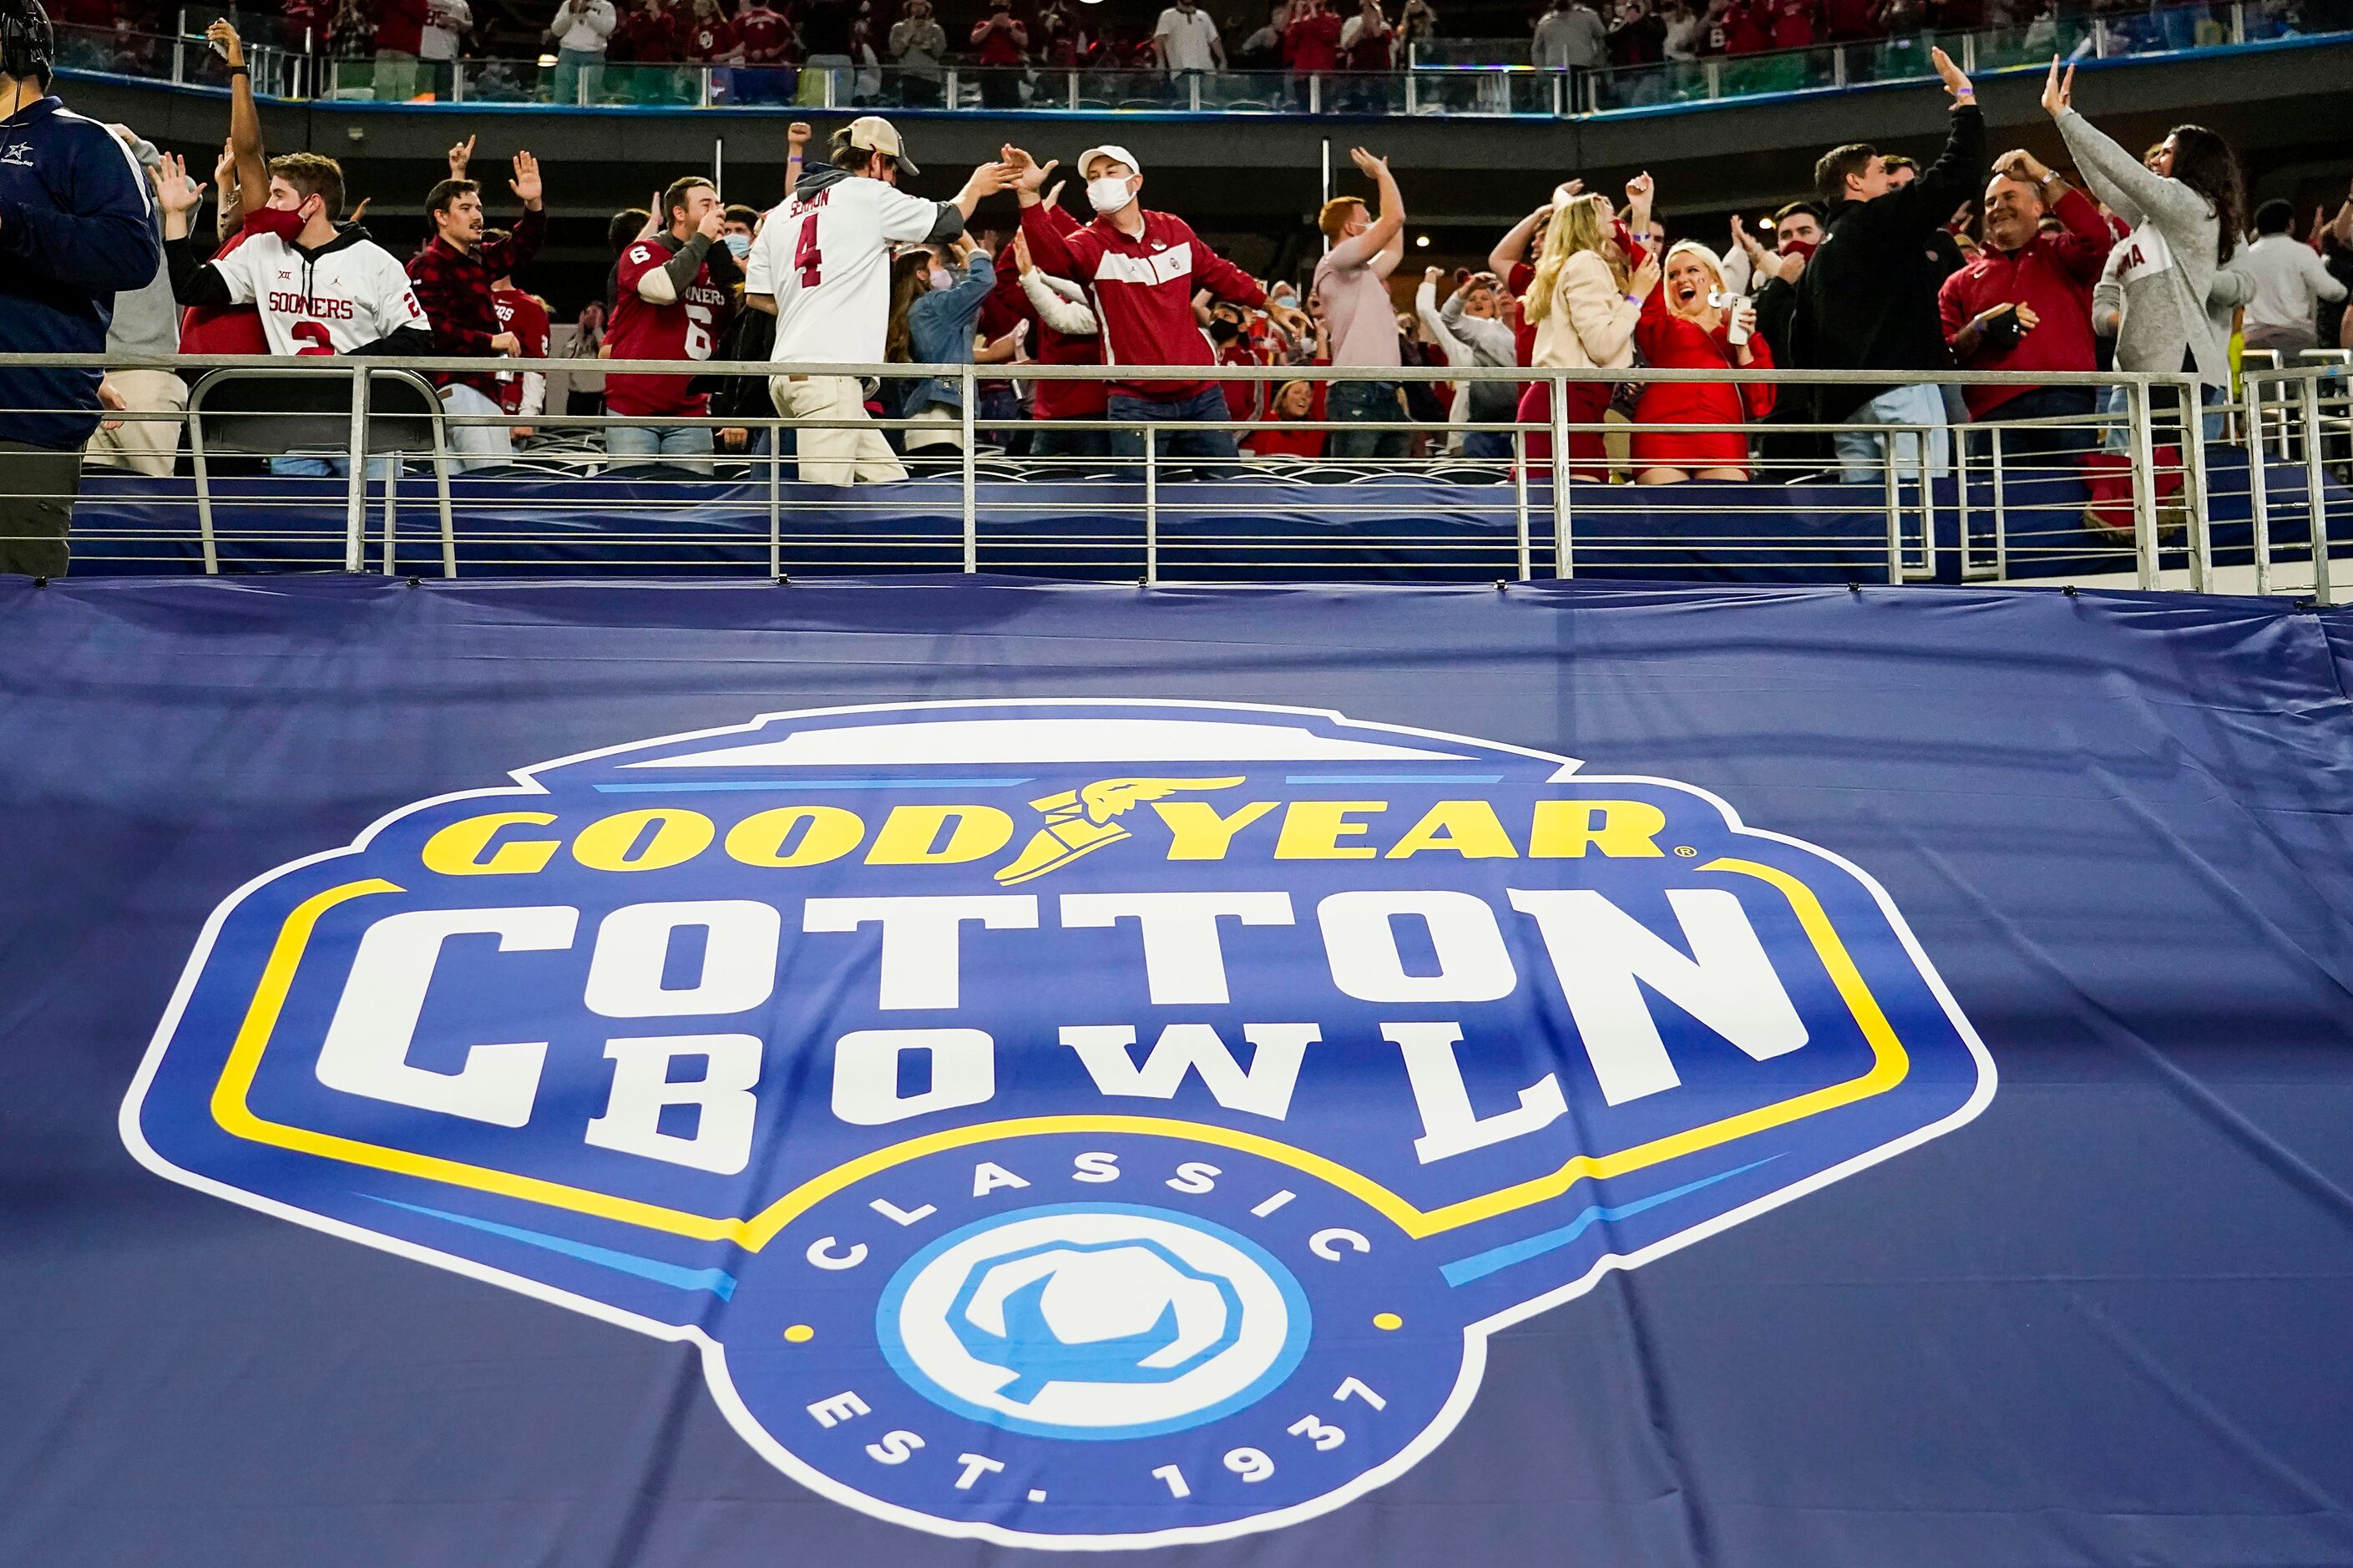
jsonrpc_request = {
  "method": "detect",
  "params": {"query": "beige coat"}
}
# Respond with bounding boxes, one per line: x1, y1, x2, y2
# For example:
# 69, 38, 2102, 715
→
1529, 249, 1639, 372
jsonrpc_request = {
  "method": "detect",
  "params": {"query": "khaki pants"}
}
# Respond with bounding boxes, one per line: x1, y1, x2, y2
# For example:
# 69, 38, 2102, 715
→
771, 374, 905, 485
83, 369, 187, 479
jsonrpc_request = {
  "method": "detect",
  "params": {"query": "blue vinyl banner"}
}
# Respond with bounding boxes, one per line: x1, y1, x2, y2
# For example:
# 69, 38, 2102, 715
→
3, 576, 2351, 1566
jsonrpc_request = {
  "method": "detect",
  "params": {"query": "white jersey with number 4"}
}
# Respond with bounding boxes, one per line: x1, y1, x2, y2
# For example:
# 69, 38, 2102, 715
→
209, 231, 429, 357
747, 174, 950, 367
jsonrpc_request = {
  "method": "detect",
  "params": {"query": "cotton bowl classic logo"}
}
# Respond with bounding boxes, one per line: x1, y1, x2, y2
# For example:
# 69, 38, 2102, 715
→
124, 701, 1994, 1549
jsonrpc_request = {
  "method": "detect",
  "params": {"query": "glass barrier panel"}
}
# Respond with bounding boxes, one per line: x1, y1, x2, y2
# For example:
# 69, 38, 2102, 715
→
454, 57, 547, 103
1590, 58, 1714, 110
1326, 69, 1410, 114
1197, 70, 1296, 111
1409, 36, 1531, 64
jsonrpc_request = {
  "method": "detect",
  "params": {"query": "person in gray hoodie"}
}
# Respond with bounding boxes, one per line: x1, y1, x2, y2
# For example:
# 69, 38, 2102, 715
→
83, 124, 186, 479
2046, 57, 2244, 526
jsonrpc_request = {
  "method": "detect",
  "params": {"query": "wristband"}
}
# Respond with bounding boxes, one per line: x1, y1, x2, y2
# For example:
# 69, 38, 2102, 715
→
227, 63, 249, 76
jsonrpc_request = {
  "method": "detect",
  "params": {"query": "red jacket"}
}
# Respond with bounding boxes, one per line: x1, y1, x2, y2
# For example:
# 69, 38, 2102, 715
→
1630, 282, 1774, 470
1018, 202, 1266, 400
1283, 9, 1342, 69
375, 0, 428, 53
1937, 185, 2113, 418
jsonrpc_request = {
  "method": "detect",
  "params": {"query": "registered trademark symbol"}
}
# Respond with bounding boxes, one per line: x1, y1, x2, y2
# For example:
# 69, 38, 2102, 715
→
1674, 845, 1698, 857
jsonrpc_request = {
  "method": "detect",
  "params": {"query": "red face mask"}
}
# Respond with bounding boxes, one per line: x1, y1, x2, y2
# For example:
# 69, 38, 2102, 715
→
242, 204, 308, 241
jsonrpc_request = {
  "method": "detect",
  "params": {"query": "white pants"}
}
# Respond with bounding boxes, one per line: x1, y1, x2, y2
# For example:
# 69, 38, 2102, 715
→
83, 369, 187, 478
772, 374, 905, 485
439, 383, 513, 472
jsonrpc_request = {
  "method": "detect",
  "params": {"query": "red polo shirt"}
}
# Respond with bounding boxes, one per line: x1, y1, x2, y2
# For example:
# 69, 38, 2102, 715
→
1936, 185, 2114, 418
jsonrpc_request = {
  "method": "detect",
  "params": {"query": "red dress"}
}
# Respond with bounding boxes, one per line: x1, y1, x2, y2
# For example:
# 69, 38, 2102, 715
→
1630, 283, 1774, 475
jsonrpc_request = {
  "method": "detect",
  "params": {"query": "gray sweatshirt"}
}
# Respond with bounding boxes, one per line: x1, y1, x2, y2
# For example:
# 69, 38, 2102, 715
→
2057, 108, 2234, 388
104, 134, 181, 365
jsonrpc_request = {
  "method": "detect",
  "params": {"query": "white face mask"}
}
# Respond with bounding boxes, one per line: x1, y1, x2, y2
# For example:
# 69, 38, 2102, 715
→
928, 267, 955, 291
1085, 176, 1134, 215
722, 232, 752, 258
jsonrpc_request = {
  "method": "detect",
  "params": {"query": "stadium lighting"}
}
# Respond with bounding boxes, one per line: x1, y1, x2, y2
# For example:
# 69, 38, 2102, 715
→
1414, 235, 1430, 247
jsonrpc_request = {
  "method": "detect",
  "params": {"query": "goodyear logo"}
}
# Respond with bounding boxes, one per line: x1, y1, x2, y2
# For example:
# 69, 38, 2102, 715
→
124, 701, 1994, 1549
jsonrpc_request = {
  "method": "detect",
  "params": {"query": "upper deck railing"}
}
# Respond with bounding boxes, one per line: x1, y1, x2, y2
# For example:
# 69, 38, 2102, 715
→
52, 0, 2352, 118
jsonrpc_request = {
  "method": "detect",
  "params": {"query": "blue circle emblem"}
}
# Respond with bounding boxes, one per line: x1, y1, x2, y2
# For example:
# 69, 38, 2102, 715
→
876, 1202, 1313, 1441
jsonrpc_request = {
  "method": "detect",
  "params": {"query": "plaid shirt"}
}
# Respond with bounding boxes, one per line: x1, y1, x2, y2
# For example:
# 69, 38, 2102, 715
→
406, 204, 547, 397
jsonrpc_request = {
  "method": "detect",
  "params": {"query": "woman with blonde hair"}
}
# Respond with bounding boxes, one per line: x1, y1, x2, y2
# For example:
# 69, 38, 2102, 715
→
1630, 240, 1774, 483
1517, 179, 1660, 478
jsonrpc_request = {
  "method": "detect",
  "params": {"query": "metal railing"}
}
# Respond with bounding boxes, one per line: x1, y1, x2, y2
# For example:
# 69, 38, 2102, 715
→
49, 0, 2353, 118
2240, 357, 2349, 603
33, 351, 2343, 591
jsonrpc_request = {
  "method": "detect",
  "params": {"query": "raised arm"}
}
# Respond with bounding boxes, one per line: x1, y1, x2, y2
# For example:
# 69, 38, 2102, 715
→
1346, 145, 1404, 257
1899, 48, 1985, 229
206, 19, 270, 217
2043, 61, 2199, 235
1490, 202, 1550, 277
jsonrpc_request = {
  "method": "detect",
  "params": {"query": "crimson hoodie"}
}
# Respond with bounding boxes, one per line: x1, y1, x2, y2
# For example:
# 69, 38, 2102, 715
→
1018, 201, 1268, 400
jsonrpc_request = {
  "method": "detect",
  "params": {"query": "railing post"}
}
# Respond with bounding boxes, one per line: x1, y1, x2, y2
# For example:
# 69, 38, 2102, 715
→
1513, 427, 1531, 580
2229, 0, 2245, 42
1143, 427, 1160, 585
1190, 72, 1202, 110
1404, 68, 1415, 114
823, 65, 837, 109
2247, 372, 2273, 596
1551, 69, 1562, 116
1068, 70, 1079, 110
767, 414, 783, 579
345, 367, 370, 573
1309, 73, 1321, 114
960, 366, 978, 573
2126, 377, 2160, 589
1990, 425, 2007, 581
1833, 44, 1847, 86
2305, 375, 2334, 605
1705, 58, 1720, 98
1550, 374, 1572, 579
697, 63, 711, 107
2183, 374, 2211, 593
1882, 440, 1903, 585
1954, 417, 1971, 577
1961, 31, 1976, 73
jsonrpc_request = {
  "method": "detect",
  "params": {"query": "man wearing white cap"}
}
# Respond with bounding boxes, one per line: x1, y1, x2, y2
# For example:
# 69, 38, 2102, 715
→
1004, 141, 1310, 464
745, 116, 1015, 483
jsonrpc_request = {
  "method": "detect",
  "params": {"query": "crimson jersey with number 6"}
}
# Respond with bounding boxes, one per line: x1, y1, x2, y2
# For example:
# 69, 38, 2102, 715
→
607, 237, 735, 417
746, 173, 952, 366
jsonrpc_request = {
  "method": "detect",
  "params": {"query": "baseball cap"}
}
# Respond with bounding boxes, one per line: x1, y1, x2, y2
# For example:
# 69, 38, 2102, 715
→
846, 114, 917, 175
1078, 144, 1141, 180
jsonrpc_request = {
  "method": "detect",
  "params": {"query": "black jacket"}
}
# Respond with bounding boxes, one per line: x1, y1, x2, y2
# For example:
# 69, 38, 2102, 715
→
1789, 104, 1985, 422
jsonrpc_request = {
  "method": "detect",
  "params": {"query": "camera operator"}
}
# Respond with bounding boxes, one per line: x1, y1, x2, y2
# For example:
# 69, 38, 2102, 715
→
0, 0, 162, 576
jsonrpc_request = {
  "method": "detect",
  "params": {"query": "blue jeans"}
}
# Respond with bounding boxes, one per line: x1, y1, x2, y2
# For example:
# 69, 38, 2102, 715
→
1460, 429, 1514, 461
1106, 387, 1240, 466
606, 423, 716, 474
1968, 385, 2097, 465
1834, 382, 1951, 484
1327, 380, 1409, 461
2097, 382, 2223, 454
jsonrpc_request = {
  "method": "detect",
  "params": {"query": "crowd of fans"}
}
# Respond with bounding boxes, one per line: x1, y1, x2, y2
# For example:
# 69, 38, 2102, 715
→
43, 0, 2268, 104
35, 13, 2353, 535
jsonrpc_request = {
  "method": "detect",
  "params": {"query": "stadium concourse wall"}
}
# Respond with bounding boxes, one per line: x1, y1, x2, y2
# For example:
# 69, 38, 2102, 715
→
58, 35, 2353, 296
3, 574, 2352, 1565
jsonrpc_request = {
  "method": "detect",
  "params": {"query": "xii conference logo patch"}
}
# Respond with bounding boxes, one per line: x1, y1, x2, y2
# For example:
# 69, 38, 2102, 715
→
123, 701, 1994, 1549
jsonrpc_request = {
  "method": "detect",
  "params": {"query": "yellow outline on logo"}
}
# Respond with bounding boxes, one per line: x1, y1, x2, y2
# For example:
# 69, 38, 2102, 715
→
205, 856, 1908, 1247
